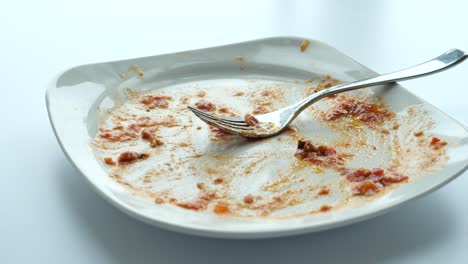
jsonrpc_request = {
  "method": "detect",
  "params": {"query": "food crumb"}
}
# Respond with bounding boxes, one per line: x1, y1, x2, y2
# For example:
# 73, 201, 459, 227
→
234, 91, 245, 96
117, 151, 150, 164
234, 55, 244, 62
353, 181, 382, 196
196, 183, 204, 190
295, 139, 348, 167
141, 130, 164, 147
430, 137, 447, 148
380, 128, 390, 134
300, 39, 311, 52
260, 90, 270, 97
414, 131, 424, 137
243, 195, 255, 204
195, 100, 216, 111
206, 168, 219, 174
252, 106, 269, 115
180, 96, 189, 104
128, 66, 144, 78
140, 95, 172, 109
430, 137, 441, 145
319, 205, 332, 212
196, 91, 206, 97
155, 198, 165, 204
245, 114, 259, 126
392, 123, 400, 130
213, 178, 224, 184
218, 107, 229, 114
213, 203, 230, 214
317, 186, 330, 196
103, 157, 116, 166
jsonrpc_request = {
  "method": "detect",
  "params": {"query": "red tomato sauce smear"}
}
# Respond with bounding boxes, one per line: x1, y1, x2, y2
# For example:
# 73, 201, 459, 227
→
140, 95, 172, 109
195, 100, 217, 111
294, 139, 348, 167
342, 168, 408, 196
326, 96, 393, 123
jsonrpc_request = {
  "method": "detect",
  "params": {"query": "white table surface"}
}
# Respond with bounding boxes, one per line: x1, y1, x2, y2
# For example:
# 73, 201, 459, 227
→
2, 0, 468, 263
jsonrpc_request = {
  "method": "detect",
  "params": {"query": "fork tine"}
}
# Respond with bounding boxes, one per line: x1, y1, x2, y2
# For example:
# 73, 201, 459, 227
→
192, 111, 253, 132
194, 111, 250, 128
187, 106, 238, 123
193, 112, 252, 131
188, 107, 250, 128
187, 106, 248, 124
195, 114, 245, 133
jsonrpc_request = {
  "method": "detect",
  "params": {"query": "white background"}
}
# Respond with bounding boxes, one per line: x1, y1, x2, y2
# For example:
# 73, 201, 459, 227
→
2, 0, 468, 263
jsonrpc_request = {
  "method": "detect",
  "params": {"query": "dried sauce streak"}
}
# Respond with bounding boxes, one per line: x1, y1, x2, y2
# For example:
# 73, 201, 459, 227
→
208, 126, 230, 141
176, 191, 216, 211
195, 100, 216, 111
294, 139, 350, 168
117, 151, 150, 164
136, 116, 178, 128
251, 89, 284, 115
218, 107, 234, 116
141, 95, 172, 109
98, 116, 176, 143
99, 124, 141, 142
311, 75, 341, 98
196, 91, 206, 97
141, 129, 163, 147
325, 96, 393, 123
341, 168, 408, 196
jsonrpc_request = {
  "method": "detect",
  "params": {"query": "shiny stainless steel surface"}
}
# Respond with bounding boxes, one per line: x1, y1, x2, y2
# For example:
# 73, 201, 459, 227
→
189, 49, 467, 138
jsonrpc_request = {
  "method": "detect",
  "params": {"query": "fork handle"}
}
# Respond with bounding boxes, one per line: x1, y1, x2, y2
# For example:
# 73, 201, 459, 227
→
296, 49, 467, 111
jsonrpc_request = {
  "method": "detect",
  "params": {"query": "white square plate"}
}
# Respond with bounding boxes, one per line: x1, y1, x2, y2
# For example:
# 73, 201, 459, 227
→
46, 37, 468, 239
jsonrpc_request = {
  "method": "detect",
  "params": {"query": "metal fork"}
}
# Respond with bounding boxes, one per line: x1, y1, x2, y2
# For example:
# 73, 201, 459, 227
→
189, 49, 467, 138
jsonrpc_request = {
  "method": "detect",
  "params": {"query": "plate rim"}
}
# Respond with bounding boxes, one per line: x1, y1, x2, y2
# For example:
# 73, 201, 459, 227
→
45, 36, 468, 239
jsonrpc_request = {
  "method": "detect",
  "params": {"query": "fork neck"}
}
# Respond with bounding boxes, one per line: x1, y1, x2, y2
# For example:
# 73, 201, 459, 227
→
294, 48, 467, 114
